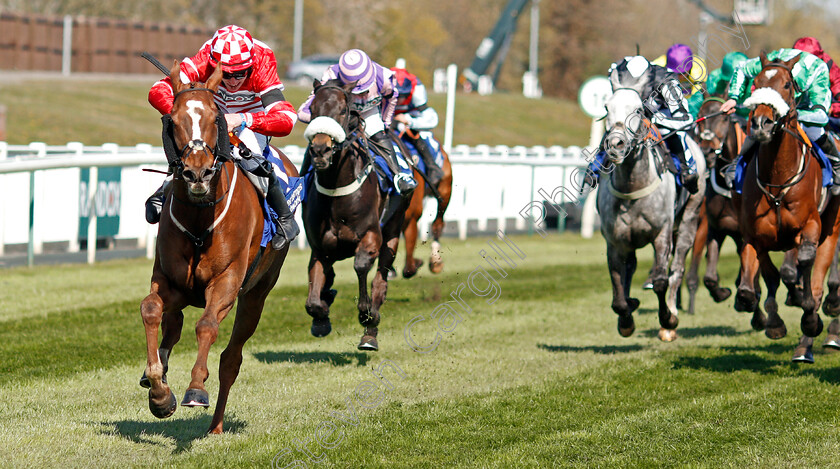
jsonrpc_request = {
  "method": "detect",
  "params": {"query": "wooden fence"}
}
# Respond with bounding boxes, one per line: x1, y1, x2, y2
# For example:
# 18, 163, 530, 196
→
0, 12, 214, 74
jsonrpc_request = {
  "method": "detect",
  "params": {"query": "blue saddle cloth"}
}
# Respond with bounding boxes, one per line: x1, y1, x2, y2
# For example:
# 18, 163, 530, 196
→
259, 150, 305, 248
733, 138, 832, 194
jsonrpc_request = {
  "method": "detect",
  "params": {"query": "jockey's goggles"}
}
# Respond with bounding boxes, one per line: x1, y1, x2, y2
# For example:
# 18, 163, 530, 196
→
223, 68, 250, 79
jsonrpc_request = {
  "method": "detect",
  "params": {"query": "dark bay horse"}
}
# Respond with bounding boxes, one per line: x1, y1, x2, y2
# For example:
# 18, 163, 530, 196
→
302, 79, 408, 351
734, 53, 840, 362
140, 62, 297, 433
685, 98, 767, 329
400, 133, 453, 278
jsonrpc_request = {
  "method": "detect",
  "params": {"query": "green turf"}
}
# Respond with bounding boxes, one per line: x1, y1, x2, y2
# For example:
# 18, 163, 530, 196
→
2, 233, 840, 468
0, 77, 589, 148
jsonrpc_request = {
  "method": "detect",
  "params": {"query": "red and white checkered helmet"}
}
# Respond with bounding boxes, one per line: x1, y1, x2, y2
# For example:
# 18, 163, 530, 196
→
209, 25, 254, 72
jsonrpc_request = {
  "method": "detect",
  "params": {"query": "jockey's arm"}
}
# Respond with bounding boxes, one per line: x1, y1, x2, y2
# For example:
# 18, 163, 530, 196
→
648, 79, 692, 130
404, 83, 439, 131
380, 72, 399, 129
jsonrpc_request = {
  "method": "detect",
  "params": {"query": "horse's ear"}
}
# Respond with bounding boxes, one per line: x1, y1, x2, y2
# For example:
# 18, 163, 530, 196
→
785, 53, 802, 70
343, 81, 358, 93
206, 64, 224, 92
169, 60, 184, 94
313, 78, 322, 90
759, 50, 768, 67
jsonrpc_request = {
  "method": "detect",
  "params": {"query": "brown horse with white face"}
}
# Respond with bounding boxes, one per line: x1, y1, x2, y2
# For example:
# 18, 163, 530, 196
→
734, 52, 840, 362
139, 61, 296, 433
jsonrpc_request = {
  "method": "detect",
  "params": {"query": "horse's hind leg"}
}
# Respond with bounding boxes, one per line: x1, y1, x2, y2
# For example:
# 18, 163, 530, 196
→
208, 290, 267, 434
402, 213, 423, 279
781, 249, 802, 307
306, 253, 334, 337
704, 229, 732, 303
686, 212, 707, 315
429, 185, 452, 274
356, 231, 382, 351
822, 242, 840, 317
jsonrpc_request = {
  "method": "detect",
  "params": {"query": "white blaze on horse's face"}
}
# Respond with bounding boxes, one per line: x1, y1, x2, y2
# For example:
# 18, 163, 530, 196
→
604, 89, 644, 160
186, 100, 205, 141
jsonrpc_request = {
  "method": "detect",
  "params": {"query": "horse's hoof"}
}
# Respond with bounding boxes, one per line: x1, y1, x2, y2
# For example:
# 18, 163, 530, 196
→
617, 316, 635, 337
386, 268, 398, 280
792, 342, 815, 363
712, 287, 732, 303
642, 279, 654, 290
403, 259, 424, 279
181, 388, 210, 408
627, 298, 640, 314
823, 335, 840, 350
358, 335, 379, 351
149, 390, 177, 419
658, 328, 678, 342
823, 297, 840, 317
429, 260, 444, 274
311, 318, 332, 337
765, 324, 787, 340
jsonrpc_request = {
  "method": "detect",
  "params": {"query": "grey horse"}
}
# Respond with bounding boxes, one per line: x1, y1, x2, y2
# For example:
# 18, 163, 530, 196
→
597, 86, 706, 341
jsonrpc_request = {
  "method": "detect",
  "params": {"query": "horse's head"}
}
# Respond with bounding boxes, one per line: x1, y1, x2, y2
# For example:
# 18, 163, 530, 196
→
604, 88, 647, 163
303, 78, 358, 171
168, 61, 225, 200
744, 52, 799, 143
696, 98, 731, 165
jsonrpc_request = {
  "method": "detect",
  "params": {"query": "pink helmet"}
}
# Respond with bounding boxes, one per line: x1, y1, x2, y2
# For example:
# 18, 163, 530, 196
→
338, 49, 375, 93
209, 25, 254, 72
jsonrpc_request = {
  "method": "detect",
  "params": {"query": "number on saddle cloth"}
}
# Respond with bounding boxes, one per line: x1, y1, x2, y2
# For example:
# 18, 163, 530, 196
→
397, 131, 444, 174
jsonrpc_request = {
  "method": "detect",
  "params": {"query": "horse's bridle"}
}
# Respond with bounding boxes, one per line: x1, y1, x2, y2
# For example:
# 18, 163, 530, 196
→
170, 86, 226, 175
753, 62, 801, 135
698, 97, 733, 160
310, 84, 363, 161
169, 85, 232, 209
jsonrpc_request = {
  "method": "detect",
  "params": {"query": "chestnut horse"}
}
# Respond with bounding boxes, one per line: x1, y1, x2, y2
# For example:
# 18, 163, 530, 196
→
302, 79, 408, 351
685, 98, 768, 328
140, 62, 297, 433
400, 133, 453, 278
733, 53, 840, 362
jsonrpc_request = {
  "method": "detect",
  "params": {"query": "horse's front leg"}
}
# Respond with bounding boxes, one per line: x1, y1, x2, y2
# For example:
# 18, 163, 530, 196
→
356, 230, 382, 351
182, 274, 239, 408
607, 245, 636, 337
305, 253, 334, 337
735, 241, 761, 313
140, 274, 186, 419
797, 220, 823, 339
686, 208, 707, 315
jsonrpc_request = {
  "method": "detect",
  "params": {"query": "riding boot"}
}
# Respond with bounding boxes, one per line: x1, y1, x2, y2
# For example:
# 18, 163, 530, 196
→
370, 131, 417, 196
265, 172, 300, 250
816, 133, 840, 191
145, 177, 171, 224
724, 135, 757, 187
299, 146, 312, 176
411, 134, 443, 186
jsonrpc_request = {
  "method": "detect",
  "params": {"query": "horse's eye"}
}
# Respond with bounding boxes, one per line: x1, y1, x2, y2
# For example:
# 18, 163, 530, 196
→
784, 81, 792, 89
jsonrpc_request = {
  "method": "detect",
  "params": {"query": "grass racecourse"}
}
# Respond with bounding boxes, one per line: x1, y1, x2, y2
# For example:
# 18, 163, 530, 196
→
2, 233, 840, 468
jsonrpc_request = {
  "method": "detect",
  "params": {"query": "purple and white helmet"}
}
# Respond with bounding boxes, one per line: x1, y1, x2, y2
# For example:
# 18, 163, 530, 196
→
338, 49, 375, 93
